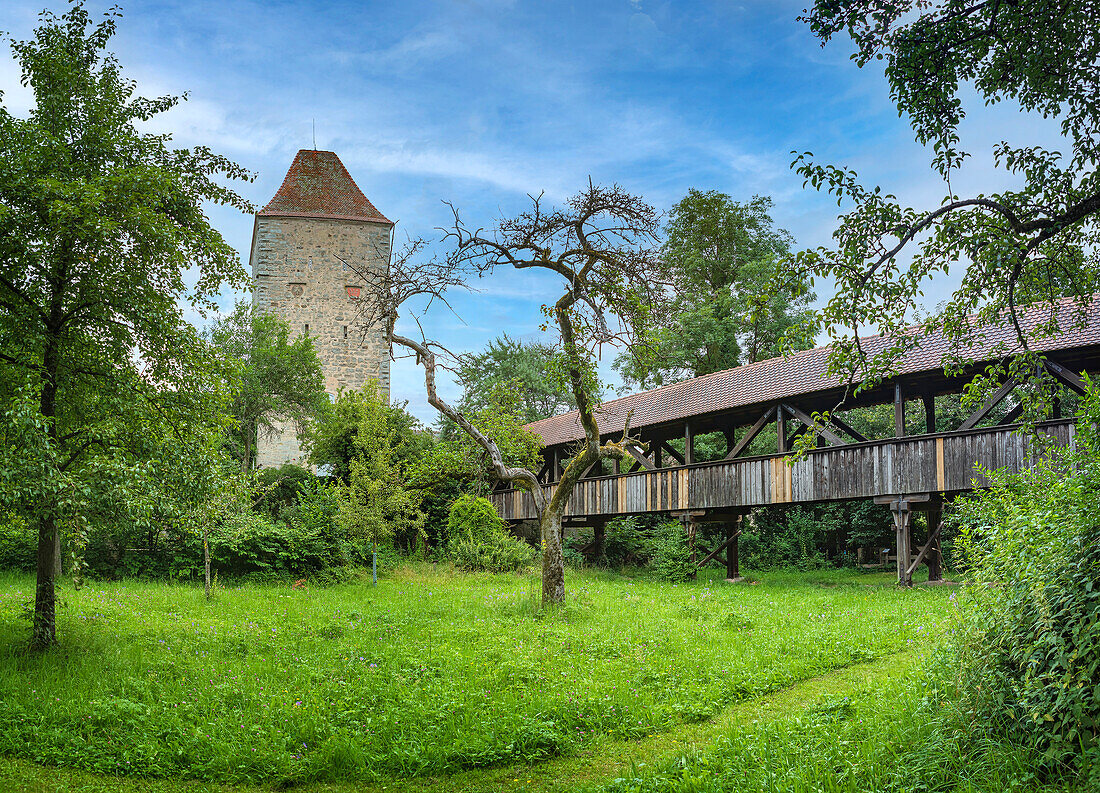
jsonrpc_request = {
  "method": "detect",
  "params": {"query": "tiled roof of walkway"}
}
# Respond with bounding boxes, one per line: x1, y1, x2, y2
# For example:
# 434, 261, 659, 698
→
528, 298, 1100, 446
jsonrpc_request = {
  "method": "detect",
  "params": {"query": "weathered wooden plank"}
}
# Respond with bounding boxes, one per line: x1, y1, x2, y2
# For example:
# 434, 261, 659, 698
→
491, 421, 1078, 520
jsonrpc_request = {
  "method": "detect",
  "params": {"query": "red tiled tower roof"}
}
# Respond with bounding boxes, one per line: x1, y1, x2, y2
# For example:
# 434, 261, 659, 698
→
259, 149, 392, 224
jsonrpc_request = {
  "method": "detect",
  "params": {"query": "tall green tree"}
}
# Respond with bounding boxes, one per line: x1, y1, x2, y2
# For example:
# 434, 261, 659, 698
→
308, 384, 432, 484
454, 334, 570, 424
334, 380, 425, 552
0, 3, 252, 647
790, 0, 1100, 392
617, 191, 815, 388
207, 302, 327, 471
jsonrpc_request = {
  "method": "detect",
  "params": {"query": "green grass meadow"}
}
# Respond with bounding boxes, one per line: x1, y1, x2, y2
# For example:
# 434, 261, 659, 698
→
0, 566, 952, 788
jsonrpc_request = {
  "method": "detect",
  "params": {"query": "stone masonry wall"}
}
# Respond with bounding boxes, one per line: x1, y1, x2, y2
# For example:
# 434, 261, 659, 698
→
250, 215, 391, 468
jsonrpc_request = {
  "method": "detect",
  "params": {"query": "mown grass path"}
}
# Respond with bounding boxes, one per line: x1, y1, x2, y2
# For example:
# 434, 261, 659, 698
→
0, 650, 919, 793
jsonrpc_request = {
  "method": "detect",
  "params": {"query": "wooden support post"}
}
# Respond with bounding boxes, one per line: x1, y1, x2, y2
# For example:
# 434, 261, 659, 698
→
613, 456, 620, 475
727, 516, 741, 581
895, 383, 905, 437
660, 440, 685, 466
892, 499, 912, 586
681, 514, 699, 578
924, 507, 943, 582
593, 521, 606, 559
552, 448, 561, 481
723, 430, 736, 457
777, 405, 788, 454
1053, 396, 1062, 420
685, 422, 696, 465
654, 442, 662, 469
923, 394, 936, 434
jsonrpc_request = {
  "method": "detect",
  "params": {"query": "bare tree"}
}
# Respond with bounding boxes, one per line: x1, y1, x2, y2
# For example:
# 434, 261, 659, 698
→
349, 184, 667, 605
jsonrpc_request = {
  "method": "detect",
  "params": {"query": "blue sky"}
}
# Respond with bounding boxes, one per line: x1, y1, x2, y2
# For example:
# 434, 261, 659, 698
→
0, 0, 1067, 422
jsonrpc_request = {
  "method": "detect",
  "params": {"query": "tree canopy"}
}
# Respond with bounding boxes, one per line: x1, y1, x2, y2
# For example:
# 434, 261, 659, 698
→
206, 302, 327, 471
454, 333, 570, 424
618, 191, 814, 388
790, 0, 1100, 394
0, 2, 252, 646
308, 383, 432, 484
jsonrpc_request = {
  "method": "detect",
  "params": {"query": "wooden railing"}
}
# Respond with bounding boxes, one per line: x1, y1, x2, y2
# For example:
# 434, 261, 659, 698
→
490, 420, 1075, 521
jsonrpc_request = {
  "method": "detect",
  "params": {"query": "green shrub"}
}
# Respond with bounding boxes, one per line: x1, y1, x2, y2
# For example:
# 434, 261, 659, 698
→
449, 534, 536, 573
0, 515, 35, 572
445, 494, 505, 545
445, 495, 534, 573
650, 521, 695, 582
951, 387, 1100, 772
210, 510, 344, 577
254, 464, 317, 522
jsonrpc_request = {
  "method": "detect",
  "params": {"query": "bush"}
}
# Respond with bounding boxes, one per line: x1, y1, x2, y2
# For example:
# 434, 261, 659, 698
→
210, 510, 343, 577
254, 464, 317, 522
650, 521, 695, 582
0, 516, 35, 572
951, 389, 1100, 773
445, 494, 505, 545
449, 534, 536, 573
445, 495, 534, 573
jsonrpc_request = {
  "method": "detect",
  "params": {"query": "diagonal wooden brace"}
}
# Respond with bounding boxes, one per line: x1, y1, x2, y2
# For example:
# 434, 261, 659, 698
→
905, 519, 944, 578
696, 530, 742, 568
726, 407, 776, 459
782, 403, 847, 447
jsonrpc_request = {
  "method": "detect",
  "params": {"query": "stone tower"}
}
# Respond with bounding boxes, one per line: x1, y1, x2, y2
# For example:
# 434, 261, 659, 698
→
248, 149, 393, 468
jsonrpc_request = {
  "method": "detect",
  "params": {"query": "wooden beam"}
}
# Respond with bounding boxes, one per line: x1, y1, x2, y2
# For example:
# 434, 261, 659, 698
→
958, 378, 1018, 430
1044, 358, 1089, 395
696, 530, 741, 567
685, 421, 696, 465
874, 493, 933, 507
777, 405, 789, 454
689, 511, 747, 523
625, 446, 655, 470
727, 516, 741, 580
782, 403, 846, 447
659, 439, 685, 465
725, 407, 775, 459
905, 518, 944, 578
895, 382, 905, 437
923, 394, 936, 434
828, 413, 869, 443
997, 402, 1024, 426
890, 500, 912, 586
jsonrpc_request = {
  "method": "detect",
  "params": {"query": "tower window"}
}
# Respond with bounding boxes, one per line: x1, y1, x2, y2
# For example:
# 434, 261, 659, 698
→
304, 324, 309, 336
343, 325, 348, 339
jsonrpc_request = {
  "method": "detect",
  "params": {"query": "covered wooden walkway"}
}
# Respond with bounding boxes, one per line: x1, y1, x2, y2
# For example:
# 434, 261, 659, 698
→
490, 299, 1100, 585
